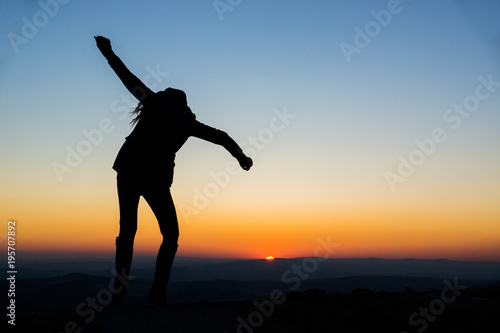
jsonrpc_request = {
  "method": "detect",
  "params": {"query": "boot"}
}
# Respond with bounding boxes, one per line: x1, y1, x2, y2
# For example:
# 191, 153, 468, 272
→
110, 237, 134, 306
147, 242, 178, 305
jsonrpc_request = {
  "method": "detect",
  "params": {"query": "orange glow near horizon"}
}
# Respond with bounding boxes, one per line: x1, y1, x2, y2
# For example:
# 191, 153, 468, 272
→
3, 167, 500, 262
12, 197, 500, 262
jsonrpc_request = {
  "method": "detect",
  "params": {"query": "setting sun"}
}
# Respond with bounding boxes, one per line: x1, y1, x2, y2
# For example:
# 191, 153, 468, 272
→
266, 256, 275, 261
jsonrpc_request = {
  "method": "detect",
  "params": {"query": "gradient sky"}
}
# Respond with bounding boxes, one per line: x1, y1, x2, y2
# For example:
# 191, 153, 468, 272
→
1, 0, 499, 261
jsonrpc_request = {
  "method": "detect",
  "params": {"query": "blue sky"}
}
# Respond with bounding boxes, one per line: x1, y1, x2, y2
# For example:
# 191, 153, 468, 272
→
1, 0, 499, 259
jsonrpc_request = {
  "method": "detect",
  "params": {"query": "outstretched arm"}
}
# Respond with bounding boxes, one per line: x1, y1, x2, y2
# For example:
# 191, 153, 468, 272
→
95, 36, 153, 102
192, 121, 253, 171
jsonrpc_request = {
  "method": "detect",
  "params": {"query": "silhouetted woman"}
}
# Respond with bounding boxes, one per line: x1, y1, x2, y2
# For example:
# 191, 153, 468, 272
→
95, 36, 252, 306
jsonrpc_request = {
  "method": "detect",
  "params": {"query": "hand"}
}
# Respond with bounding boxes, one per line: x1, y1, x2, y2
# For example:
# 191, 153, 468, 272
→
238, 155, 253, 171
94, 36, 112, 55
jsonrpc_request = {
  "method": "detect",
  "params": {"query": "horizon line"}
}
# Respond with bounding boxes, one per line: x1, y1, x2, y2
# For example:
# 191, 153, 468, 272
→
14, 254, 500, 263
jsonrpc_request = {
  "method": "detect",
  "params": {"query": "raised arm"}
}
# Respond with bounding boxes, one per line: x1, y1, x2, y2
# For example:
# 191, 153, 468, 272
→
95, 36, 153, 102
191, 121, 253, 171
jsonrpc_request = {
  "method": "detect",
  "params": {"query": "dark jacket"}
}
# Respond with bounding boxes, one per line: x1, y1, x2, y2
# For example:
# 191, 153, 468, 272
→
105, 52, 241, 183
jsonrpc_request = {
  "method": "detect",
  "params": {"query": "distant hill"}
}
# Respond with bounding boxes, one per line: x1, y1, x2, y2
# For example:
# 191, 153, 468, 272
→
8, 274, 500, 333
8, 273, 500, 313
12, 257, 500, 281
5, 256, 500, 332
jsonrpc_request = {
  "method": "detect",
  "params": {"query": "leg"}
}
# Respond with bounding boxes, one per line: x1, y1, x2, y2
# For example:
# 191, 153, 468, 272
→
142, 183, 179, 305
110, 173, 140, 306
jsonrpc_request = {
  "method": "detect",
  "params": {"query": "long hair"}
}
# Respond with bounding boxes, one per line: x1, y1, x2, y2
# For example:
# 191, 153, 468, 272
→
130, 102, 143, 126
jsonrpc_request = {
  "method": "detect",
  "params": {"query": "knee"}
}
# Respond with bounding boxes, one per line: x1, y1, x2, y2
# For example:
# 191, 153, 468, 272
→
163, 233, 179, 246
161, 229, 179, 246
119, 221, 137, 242
160, 241, 179, 255
116, 233, 135, 247
159, 223, 179, 241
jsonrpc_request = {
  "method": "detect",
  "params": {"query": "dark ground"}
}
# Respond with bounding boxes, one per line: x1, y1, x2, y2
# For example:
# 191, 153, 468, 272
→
13, 285, 500, 333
